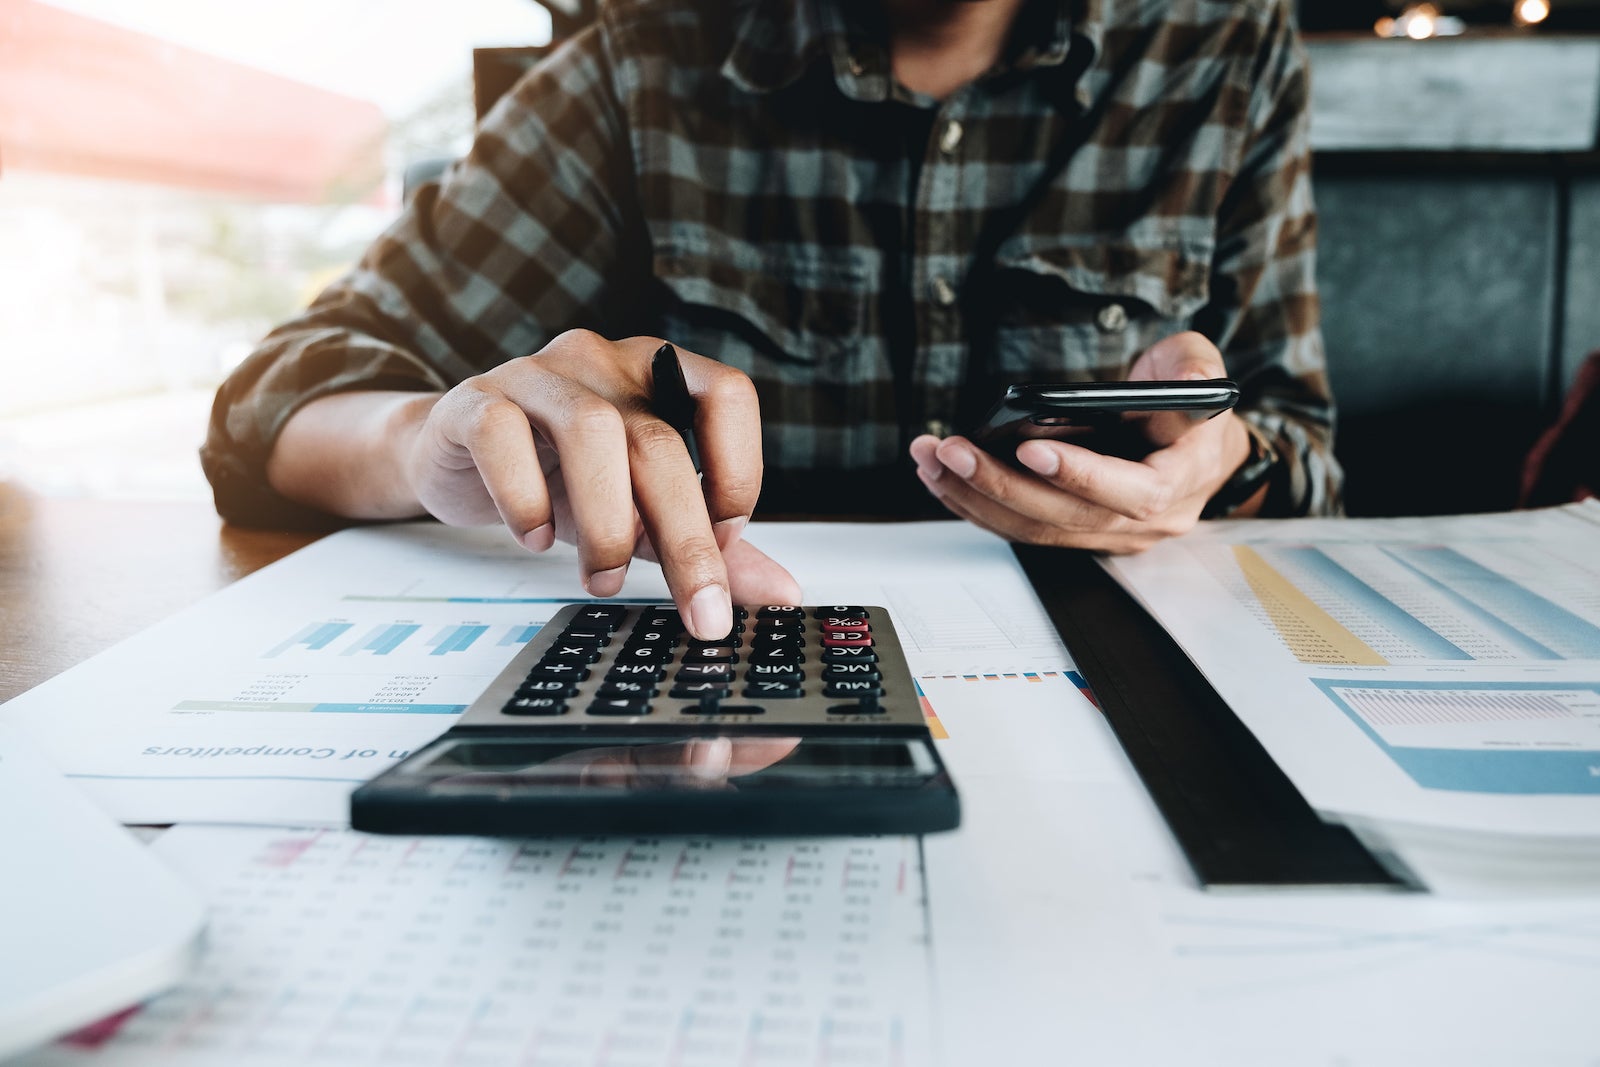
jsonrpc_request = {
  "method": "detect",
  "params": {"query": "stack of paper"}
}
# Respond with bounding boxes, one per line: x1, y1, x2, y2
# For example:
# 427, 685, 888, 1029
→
1103, 501, 1600, 893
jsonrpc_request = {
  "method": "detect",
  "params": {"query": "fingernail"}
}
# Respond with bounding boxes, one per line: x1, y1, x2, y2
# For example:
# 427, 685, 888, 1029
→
585, 565, 628, 598
1018, 447, 1060, 477
915, 466, 944, 495
521, 524, 555, 552
713, 515, 748, 549
688, 584, 732, 641
943, 444, 978, 480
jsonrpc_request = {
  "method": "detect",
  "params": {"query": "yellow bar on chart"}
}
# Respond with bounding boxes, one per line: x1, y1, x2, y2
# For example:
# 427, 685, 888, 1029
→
1233, 546, 1388, 666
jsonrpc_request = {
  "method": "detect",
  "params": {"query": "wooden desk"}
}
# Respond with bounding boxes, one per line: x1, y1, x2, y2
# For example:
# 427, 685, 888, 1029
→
0, 483, 321, 701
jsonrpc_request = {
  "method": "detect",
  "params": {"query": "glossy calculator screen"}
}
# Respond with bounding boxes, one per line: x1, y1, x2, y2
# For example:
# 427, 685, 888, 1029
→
397, 735, 940, 792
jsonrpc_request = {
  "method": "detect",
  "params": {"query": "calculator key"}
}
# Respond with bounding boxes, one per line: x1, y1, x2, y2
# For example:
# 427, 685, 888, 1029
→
750, 627, 805, 643
745, 664, 804, 685
596, 680, 658, 700
587, 698, 652, 716
669, 682, 733, 700
753, 617, 806, 635
749, 641, 803, 660
614, 645, 673, 666
525, 662, 590, 683
636, 609, 683, 631
625, 629, 679, 649
543, 641, 603, 663
827, 701, 886, 715
823, 679, 884, 698
675, 663, 735, 684
607, 662, 665, 681
694, 704, 766, 716
682, 644, 739, 664
819, 616, 870, 632
822, 646, 878, 664
746, 646, 805, 666
822, 663, 881, 682
757, 605, 805, 619
812, 605, 868, 619
502, 696, 567, 716
574, 605, 629, 629
743, 681, 802, 699
517, 679, 581, 697
558, 627, 611, 644
822, 631, 874, 648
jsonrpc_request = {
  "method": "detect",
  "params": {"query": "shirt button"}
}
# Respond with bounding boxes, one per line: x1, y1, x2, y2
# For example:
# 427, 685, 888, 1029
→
924, 419, 950, 438
1096, 302, 1129, 333
938, 119, 964, 155
930, 277, 958, 308
848, 55, 865, 77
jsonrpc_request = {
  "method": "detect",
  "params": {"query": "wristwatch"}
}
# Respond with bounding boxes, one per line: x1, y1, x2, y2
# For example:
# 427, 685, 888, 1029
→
1201, 420, 1278, 519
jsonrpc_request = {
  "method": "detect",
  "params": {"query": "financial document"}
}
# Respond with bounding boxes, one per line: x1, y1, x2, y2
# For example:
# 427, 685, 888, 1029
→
1103, 502, 1600, 839
19, 826, 931, 1067
1, 521, 1073, 826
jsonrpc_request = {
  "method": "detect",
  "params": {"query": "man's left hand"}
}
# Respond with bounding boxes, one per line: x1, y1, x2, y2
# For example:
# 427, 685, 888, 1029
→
908, 332, 1256, 554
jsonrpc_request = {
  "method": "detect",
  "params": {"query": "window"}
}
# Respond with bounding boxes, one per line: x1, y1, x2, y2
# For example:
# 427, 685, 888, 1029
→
0, 0, 552, 499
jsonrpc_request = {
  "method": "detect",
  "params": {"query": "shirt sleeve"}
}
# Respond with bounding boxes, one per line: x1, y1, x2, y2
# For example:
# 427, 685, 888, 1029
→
200, 27, 639, 528
1192, 3, 1343, 517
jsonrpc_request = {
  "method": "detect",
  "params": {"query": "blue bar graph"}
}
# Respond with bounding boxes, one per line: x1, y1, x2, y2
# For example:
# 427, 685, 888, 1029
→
1277, 548, 1472, 660
1389, 546, 1600, 659
341, 623, 422, 656
498, 624, 543, 647
427, 624, 489, 656
266, 622, 353, 658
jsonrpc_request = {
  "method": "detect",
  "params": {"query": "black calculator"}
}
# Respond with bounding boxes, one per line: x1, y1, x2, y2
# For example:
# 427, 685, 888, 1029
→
351, 604, 960, 836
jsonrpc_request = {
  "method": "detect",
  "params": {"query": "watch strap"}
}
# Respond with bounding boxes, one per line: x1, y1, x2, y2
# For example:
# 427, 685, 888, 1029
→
1201, 420, 1277, 519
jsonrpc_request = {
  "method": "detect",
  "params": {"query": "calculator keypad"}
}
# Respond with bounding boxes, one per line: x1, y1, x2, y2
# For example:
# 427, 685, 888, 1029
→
475, 604, 918, 727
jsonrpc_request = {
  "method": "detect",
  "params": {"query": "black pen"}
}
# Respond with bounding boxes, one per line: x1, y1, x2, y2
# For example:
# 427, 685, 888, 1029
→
649, 347, 700, 470
650, 342, 702, 472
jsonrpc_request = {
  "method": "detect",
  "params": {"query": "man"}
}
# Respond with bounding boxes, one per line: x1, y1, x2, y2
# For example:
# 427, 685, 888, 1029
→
203, 0, 1340, 642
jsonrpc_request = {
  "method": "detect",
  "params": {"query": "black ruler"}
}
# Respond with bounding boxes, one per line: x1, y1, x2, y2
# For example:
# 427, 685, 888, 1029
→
1013, 544, 1404, 890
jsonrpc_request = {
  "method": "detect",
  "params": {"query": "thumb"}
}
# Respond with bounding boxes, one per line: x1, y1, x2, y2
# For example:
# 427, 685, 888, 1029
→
723, 538, 803, 606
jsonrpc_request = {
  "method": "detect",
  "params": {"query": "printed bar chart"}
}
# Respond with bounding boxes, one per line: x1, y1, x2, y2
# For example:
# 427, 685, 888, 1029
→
264, 622, 353, 659
1389, 546, 1600, 659
498, 624, 542, 647
341, 623, 421, 656
1231, 544, 1600, 666
427, 624, 489, 656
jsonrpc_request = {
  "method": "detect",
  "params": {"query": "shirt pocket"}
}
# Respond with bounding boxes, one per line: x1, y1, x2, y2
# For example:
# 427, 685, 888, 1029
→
988, 238, 1214, 382
651, 238, 875, 383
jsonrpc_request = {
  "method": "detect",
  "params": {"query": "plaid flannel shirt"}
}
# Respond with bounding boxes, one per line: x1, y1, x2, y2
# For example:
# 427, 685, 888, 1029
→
203, 0, 1341, 525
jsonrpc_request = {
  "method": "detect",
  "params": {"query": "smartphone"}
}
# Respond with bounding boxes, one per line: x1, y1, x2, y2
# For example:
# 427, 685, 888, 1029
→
968, 379, 1239, 460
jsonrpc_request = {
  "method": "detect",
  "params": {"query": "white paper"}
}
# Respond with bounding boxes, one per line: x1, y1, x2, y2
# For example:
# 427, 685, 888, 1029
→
1, 520, 1074, 826
745, 522, 1076, 678
16, 826, 933, 1067
0, 724, 204, 1060
922, 727, 1600, 1066
1102, 502, 1600, 839
3, 524, 638, 825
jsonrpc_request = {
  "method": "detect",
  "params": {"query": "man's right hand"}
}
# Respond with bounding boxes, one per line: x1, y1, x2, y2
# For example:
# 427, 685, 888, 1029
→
269, 330, 801, 639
